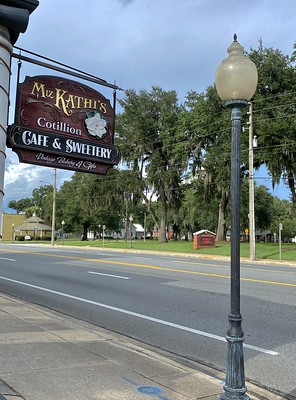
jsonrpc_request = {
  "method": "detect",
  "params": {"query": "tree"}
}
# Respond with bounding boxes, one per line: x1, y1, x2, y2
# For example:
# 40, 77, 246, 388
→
117, 169, 148, 240
240, 183, 274, 235
32, 185, 54, 222
8, 185, 54, 222
181, 87, 232, 241
116, 86, 188, 242
270, 197, 296, 240
58, 175, 85, 236
248, 41, 296, 202
254, 185, 275, 231
58, 169, 130, 239
178, 180, 219, 240
8, 198, 33, 214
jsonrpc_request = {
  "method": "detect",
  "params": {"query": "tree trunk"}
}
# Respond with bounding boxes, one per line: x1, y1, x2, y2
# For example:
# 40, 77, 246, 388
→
216, 188, 228, 241
287, 172, 296, 203
81, 223, 88, 241
159, 187, 168, 243
188, 226, 193, 242
173, 223, 179, 240
141, 192, 159, 229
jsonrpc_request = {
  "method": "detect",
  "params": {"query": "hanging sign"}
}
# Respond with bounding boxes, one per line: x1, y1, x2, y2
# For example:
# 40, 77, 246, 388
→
7, 75, 120, 174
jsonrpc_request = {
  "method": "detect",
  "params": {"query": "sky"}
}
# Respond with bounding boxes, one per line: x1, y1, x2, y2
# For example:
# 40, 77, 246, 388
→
3, 0, 296, 212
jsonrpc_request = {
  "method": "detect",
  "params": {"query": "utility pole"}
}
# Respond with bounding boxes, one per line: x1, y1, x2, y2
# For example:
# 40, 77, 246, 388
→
144, 212, 146, 242
51, 168, 56, 246
248, 102, 256, 261
125, 194, 128, 242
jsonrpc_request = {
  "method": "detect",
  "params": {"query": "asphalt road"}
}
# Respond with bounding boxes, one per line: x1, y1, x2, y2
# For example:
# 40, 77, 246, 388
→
0, 243, 295, 397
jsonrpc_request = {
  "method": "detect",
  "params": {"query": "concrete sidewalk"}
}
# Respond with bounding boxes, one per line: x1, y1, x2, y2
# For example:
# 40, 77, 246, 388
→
0, 293, 286, 400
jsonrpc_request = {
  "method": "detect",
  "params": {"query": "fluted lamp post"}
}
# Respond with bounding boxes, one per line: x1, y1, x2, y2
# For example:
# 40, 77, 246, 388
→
215, 34, 258, 400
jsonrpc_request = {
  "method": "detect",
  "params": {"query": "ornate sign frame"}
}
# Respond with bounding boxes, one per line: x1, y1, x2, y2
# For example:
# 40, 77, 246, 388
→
7, 75, 120, 174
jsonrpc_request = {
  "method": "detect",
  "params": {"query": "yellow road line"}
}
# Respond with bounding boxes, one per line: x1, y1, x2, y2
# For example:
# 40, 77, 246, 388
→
173, 260, 296, 275
1, 248, 296, 287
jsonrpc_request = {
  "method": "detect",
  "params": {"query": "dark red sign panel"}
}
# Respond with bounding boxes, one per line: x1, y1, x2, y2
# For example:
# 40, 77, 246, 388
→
7, 75, 120, 174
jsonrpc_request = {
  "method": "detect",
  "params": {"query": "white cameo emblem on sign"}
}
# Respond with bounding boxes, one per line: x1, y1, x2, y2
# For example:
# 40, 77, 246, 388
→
85, 112, 107, 138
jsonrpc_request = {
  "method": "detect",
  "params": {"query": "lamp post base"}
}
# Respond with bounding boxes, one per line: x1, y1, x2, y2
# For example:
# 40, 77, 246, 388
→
220, 314, 249, 400
220, 385, 249, 400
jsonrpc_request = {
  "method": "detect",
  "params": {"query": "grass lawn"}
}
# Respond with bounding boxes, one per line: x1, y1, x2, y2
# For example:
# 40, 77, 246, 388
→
10, 238, 296, 262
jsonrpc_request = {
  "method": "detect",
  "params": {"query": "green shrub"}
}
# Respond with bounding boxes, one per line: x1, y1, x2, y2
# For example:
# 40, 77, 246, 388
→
16, 236, 25, 241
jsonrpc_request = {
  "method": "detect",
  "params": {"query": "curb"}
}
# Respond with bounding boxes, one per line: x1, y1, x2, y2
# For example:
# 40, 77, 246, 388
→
0, 379, 23, 400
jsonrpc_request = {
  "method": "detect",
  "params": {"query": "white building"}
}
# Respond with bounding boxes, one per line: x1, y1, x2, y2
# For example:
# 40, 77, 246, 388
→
121, 223, 144, 240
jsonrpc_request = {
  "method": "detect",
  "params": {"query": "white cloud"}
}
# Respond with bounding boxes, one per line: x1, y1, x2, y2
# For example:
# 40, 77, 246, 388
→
4, 150, 73, 211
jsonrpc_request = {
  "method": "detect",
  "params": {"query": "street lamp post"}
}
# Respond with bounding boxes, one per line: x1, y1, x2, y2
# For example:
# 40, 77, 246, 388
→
11, 223, 14, 243
215, 35, 258, 400
279, 223, 283, 260
61, 220, 65, 245
129, 215, 133, 248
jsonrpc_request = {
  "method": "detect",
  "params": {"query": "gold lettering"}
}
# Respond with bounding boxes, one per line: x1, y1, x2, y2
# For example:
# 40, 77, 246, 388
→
30, 82, 46, 98
34, 85, 110, 116
55, 89, 72, 116
83, 98, 92, 109
45, 89, 54, 99
65, 94, 75, 110
74, 96, 84, 108
100, 102, 107, 114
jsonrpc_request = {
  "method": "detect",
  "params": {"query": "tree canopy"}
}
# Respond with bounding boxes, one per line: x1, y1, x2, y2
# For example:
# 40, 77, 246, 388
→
7, 40, 296, 243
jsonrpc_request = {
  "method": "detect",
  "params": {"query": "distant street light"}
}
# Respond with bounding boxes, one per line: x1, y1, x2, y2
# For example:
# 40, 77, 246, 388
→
129, 215, 133, 248
61, 220, 65, 245
279, 223, 283, 260
215, 34, 258, 400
